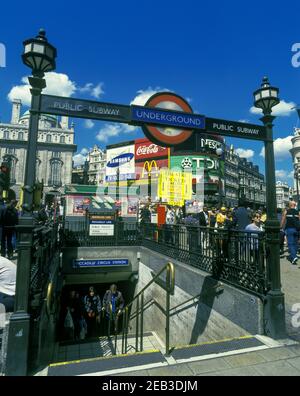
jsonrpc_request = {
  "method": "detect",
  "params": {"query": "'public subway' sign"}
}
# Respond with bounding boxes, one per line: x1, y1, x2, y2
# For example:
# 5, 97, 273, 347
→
205, 118, 267, 141
40, 94, 131, 123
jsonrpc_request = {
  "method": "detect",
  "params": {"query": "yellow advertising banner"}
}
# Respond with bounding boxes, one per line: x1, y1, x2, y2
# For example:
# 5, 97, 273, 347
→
158, 169, 192, 206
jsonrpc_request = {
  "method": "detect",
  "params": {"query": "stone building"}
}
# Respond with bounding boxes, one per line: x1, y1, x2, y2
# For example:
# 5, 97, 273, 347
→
87, 145, 106, 185
224, 145, 239, 207
290, 127, 300, 201
0, 99, 77, 199
276, 181, 292, 209
238, 157, 266, 208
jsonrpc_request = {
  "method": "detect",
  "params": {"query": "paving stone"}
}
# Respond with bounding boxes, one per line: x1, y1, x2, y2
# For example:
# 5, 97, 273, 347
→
256, 347, 298, 362
201, 366, 261, 376
146, 364, 194, 376
115, 369, 150, 376
224, 351, 267, 368
287, 356, 300, 371
187, 357, 231, 374
252, 360, 300, 376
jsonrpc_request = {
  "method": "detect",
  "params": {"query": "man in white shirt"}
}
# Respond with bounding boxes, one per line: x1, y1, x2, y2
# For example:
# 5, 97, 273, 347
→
0, 256, 16, 312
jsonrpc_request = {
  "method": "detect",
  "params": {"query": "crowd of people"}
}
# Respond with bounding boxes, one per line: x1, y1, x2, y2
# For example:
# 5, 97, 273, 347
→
62, 284, 125, 341
139, 199, 300, 266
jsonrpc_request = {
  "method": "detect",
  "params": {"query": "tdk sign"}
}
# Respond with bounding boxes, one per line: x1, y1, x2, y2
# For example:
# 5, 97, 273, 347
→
107, 153, 134, 167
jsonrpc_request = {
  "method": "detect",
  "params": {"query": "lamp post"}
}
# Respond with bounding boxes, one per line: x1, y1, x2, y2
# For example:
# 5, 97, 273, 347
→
216, 147, 223, 208
6, 29, 57, 376
253, 77, 286, 339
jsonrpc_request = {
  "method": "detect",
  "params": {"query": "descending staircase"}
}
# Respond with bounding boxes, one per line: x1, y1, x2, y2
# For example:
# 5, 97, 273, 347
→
45, 333, 274, 376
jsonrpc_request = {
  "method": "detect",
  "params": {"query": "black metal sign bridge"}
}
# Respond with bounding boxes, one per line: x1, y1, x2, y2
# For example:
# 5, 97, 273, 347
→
39, 93, 267, 144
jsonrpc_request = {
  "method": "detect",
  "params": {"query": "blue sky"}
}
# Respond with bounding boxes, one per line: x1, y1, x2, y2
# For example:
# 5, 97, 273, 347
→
0, 0, 300, 185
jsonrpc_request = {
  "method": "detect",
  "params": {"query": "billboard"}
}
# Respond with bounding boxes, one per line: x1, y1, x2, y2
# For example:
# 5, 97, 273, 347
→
135, 138, 169, 183
106, 144, 135, 182
135, 138, 168, 160
158, 169, 193, 207
66, 195, 91, 216
170, 155, 225, 191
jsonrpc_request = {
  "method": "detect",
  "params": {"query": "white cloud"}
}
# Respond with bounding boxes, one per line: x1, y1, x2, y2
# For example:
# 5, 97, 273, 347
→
73, 148, 89, 167
130, 87, 171, 106
250, 100, 296, 117
260, 135, 293, 159
235, 148, 254, 159
96, 123, 138, 143
238, 119, 250, 123
275, 169, 294, 181
8, 73, 104, 106
78, 83, 104, 99
84, 119, 95, 129
8, 72, 77, 106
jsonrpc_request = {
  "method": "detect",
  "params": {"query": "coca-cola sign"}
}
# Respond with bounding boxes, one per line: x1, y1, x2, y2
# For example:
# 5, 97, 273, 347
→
135, 138, 167, 160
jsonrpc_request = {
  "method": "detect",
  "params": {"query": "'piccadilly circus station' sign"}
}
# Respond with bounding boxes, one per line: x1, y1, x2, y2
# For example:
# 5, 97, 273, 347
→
40, 92, 267, 146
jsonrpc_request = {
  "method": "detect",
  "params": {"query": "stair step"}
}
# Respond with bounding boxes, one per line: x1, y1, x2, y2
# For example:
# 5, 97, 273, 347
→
48, 350, 165, 376
171, 336, 264, 361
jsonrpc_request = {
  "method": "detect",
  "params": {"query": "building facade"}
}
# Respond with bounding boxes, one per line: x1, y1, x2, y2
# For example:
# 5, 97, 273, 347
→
276, 181, 292, 209
238, 157, 266, 208
87, 145, 106, 185
0, 99, 77, 198
290, 127, 300, 201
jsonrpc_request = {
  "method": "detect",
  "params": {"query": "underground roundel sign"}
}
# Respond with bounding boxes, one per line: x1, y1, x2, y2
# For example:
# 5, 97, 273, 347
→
133, 92, 197, 147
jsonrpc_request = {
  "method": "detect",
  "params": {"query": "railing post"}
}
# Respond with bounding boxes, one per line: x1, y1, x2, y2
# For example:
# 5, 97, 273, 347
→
140, 293, 144, 352
165, 266, 171, 356
135, 296, 139, 352
125, 307, 129, 354
121, 310, 126, 354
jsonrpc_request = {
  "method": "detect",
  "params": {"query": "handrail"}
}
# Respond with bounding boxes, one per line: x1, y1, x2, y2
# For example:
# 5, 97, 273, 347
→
120, 262, 175, 356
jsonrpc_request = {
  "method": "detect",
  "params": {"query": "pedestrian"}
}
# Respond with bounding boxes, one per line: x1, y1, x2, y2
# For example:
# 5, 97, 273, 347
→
281, 200, 300, 265
0, 256, 16, 312
165, 206, 175, 245
66, 290, 82, 340
245, 213, 263, 265
103, 284, 125, 335
209, 208, 217, 228
83, 286, 102, 337
232, 200, 251, 231
1, 200, 18, 259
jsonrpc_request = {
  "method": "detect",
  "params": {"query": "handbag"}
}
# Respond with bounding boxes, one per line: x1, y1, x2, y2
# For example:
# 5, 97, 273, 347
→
64, 308, 74, 329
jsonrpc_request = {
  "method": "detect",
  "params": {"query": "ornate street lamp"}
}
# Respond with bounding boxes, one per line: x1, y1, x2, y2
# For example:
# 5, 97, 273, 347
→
22, 29, 57, 77
253, 77, 285, 339
6, 30, 57, 376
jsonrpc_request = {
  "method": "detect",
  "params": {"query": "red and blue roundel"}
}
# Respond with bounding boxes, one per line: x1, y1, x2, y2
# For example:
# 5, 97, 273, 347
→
107, 153, 134, 167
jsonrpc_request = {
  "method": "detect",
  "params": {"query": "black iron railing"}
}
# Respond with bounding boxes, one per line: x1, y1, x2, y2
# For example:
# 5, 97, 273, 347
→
61, 220, 268, 296
29, 221, 60, 316
62, 220, 141, 247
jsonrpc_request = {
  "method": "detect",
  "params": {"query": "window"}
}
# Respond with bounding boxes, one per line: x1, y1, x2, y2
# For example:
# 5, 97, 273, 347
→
49, 159, 62, 186
60, 135, 65, 144
46, 134, 52, 143
3, 130, 9, 139
18, 131, 24, 140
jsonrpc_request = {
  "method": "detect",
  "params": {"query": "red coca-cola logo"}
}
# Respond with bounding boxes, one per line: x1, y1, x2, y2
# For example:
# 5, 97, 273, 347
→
136, 143, 167, 158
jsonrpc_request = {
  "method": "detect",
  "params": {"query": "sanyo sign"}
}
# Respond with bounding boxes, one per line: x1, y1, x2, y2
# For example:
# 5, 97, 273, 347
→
0, 43, 6, 67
